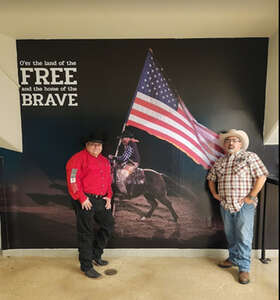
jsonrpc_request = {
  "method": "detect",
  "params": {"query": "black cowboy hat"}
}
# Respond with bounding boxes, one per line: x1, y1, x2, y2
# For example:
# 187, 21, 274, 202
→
117, 128, 134, 139
82, 132, 107, 145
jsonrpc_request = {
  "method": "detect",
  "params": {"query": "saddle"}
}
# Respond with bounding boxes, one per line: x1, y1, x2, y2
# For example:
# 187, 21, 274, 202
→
126, 168, 145, 185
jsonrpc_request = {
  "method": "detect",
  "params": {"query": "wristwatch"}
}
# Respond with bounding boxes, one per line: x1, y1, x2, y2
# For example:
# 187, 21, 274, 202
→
248, 195, 258, 201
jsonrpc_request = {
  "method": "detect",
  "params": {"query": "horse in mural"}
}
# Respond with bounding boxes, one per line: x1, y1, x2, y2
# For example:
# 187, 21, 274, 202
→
110, 159, 195, 223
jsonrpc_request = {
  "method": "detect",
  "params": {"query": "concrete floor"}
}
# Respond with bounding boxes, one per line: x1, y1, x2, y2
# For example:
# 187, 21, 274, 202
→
0, 255, 278, 300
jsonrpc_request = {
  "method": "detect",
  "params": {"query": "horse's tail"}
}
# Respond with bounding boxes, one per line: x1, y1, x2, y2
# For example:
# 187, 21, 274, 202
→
161, 173, 197, 201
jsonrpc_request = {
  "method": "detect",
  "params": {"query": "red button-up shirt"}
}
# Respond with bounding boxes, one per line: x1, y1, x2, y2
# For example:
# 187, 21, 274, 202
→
66, 149, 113, 203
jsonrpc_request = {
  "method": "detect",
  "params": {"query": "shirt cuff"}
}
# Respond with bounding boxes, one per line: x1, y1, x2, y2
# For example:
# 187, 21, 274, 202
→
79, 193, 88, 203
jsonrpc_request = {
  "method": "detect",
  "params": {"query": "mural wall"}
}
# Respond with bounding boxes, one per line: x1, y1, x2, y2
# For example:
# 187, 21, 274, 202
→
1, 38, 274, 249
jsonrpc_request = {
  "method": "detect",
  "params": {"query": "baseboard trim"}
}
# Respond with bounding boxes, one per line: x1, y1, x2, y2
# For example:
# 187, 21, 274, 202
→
1, 248, 278, 258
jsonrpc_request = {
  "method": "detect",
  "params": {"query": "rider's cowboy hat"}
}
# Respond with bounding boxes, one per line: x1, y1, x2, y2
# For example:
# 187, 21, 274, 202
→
219, 129, 249, 151
117, 129, 134, 139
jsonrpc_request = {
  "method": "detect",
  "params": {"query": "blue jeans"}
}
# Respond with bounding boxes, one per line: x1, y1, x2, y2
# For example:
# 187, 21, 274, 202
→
220, 203, 256, 272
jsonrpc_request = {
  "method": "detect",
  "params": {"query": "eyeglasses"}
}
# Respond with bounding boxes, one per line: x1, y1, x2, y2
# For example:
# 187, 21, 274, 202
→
224, 138, 241, 144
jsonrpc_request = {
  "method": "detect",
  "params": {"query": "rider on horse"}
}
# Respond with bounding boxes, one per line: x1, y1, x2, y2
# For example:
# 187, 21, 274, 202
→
109, 129, 140, 197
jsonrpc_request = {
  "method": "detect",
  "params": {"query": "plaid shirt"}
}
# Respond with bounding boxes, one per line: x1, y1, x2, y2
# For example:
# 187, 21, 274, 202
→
207, 150, 268, 213
116, 145, 133, 163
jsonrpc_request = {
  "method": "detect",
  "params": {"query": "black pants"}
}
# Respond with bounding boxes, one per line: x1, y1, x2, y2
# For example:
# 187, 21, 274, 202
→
72, 196, 115, 272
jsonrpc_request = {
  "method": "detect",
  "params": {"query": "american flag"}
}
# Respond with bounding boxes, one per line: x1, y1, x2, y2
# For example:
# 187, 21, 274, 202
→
126, 49, 224, 169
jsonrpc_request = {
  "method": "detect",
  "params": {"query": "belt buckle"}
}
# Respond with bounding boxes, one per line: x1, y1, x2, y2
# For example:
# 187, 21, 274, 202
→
90, 194, 104, 199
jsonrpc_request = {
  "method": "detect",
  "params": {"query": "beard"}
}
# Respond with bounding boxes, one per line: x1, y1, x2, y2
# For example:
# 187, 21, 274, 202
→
227, 148, 236, 154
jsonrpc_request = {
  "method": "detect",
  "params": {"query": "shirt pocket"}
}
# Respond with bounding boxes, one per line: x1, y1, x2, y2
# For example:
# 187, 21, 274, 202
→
233, 160, 249, 177
216, 163, 226, 178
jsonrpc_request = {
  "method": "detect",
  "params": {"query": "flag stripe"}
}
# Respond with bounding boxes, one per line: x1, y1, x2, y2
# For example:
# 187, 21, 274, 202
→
133, 100, 196, 142
196, 130, 224, 155
193, 127, 223, 157
133, 98, 195, 137
179, 100, 224, 156
130, 108, 215, 161
180, 102, 223, 150
131, 93, 219, 162
130, 105, 218, 163
193, 119, 223, 150
194, 119, 220, 139
135, 92, 194, 130
127, 113, 212, 165
126, 119, 210, 169
125, 50, 224, 169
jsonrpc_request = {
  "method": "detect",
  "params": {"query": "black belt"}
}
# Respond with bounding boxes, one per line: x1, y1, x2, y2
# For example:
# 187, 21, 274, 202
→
86, 193, 105, 199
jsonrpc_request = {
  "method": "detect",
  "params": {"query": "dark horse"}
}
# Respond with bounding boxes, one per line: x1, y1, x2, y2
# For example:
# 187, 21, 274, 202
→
111, 161, 179, 222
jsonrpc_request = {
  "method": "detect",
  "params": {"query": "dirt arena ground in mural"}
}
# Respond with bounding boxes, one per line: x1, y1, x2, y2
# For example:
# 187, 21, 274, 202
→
112, 194, 225, 247
0, 168, 225, 248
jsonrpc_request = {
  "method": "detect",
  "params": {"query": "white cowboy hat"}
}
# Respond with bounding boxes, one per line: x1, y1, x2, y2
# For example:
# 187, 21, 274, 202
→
219, 129, 249, 151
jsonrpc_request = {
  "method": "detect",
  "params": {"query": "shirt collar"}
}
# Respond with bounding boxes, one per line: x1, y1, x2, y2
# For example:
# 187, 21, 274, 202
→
226, 149, 244, 158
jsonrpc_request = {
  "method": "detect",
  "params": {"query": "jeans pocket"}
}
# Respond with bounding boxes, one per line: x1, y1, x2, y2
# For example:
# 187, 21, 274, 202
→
243, 202, 255, 210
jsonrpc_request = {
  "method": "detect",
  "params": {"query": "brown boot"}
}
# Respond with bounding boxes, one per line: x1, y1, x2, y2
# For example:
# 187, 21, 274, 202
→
218, 258, 235, 268
239, 271, 250, 284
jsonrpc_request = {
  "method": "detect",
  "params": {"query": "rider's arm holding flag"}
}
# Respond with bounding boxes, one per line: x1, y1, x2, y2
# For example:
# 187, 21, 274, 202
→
109, 129, 141, 197
114, 144, 133, 164
109, 128, 140, 166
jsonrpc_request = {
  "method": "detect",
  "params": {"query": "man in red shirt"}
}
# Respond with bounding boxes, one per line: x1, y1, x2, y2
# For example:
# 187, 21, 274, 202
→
66, 134, 114, 278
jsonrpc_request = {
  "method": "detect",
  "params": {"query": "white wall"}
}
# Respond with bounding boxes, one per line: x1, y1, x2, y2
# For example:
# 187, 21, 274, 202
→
263, 30, 279, 145
0, 34, 22, 152
0, 1, 277, 39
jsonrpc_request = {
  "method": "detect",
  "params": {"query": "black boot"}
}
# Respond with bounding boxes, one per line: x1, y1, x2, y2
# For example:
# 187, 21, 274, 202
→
93, 258, 109, 266
84, 268, 102, 278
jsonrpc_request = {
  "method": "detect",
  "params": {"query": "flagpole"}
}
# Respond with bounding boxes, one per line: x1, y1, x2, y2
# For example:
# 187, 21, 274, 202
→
114, 95, 135, 157
115, 48, 182, 157
114, 123, 126, 156
114, 49, 152, 156
114, 48, 178, 157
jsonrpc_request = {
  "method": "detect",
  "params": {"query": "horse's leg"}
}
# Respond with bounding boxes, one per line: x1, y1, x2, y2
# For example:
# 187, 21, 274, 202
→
116, 168, 128, 196
127, 184, 134, 199
143, 193, 158, 219
157, 194, 178, 222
